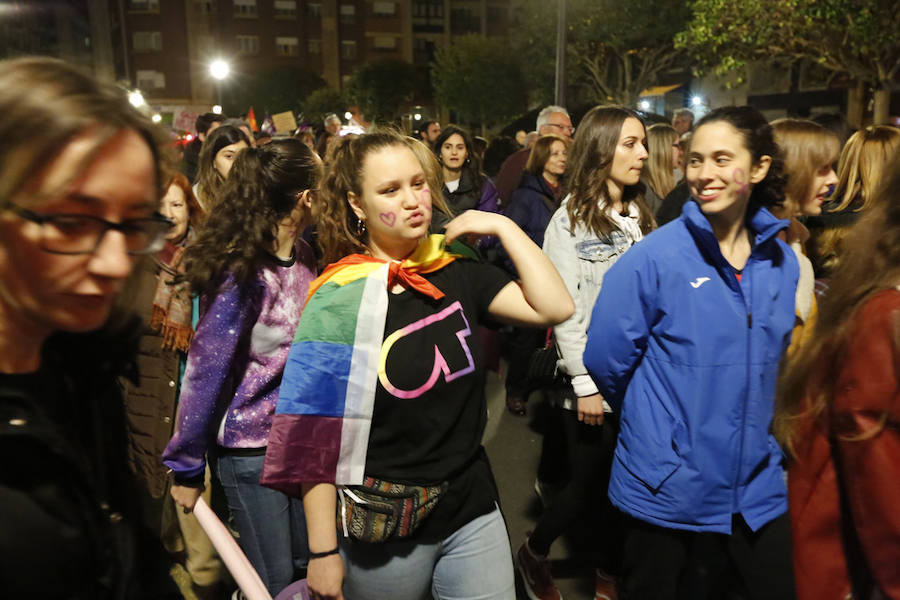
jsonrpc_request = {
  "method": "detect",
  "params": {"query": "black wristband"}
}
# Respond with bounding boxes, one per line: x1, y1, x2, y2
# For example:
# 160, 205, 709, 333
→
309, 548, 340, 560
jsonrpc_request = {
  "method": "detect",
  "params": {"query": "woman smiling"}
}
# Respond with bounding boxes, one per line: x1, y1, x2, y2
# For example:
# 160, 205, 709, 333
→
585, 106, 798, 600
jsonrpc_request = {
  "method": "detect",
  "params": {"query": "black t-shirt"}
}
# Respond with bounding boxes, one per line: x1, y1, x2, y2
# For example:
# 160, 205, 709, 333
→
364, 259, 512, 540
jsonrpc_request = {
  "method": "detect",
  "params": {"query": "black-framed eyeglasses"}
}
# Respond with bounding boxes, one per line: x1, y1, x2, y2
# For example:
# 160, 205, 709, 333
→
9, 206, 173, 255
546, 123, 576, 135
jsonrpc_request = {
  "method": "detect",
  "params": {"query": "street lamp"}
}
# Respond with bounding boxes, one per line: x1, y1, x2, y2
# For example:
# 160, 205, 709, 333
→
209, 59, 230, 107
128, 90, 145, 108
210, 59, 230, 80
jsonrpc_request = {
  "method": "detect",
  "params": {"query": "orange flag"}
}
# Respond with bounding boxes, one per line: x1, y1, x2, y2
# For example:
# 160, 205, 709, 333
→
246, 106, 259, 131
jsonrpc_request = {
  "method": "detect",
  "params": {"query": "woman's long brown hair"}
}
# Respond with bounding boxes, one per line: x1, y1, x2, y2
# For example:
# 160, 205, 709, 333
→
775, 150, 900, 452
564, 106, 655, 238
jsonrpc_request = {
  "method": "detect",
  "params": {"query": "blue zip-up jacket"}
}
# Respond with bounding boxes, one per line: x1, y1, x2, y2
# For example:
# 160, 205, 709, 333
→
584, 200, 798, 533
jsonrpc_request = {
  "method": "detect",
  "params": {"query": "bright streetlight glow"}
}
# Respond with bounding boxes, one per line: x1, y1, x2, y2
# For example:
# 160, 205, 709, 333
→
691, 95, 703, 107
344, 111, 353, 121
210, 59, 230, 80
212, 104, 223, 114
638, 100, 651, 111
151, 113, 162, 123
128, 90, 145, 107
414, 113, 422, 120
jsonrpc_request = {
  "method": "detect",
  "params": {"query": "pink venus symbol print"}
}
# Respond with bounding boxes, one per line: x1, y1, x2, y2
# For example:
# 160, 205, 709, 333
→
378, 301, 475, 399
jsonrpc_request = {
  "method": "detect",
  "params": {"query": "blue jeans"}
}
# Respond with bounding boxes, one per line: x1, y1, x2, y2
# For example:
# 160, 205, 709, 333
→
215, 453, 308, 596
340, 506, 515, 600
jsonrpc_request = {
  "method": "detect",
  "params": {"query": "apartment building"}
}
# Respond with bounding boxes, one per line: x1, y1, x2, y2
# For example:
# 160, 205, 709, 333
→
121, 0, 512, 106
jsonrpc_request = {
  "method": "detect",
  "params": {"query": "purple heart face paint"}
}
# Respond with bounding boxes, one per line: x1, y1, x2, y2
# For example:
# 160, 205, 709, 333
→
687, 120, 757, 224
733, 167, 749, 196
420, 188, 433, 217
355, 144, 434, 260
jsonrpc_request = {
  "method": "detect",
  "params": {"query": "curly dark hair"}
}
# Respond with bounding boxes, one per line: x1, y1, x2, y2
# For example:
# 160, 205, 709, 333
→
184, 138, 321, 297
693, 106, 786, 212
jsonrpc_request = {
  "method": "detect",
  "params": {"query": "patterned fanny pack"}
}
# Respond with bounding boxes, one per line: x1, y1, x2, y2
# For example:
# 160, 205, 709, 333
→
337, 477, 449, 543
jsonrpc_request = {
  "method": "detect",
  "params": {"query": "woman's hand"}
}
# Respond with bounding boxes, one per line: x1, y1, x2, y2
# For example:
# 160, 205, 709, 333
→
307, 553, 346, 600
449, 211, 574, 328
303, 482, 343, 599
443, 210, 510, 244
170, 484, 202, 513
577, 393, 606, 426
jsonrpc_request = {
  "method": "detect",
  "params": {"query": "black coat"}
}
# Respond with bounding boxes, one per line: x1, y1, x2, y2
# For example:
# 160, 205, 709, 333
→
500, 173, 561, 277
505, 173, 560, 249
0, 322, 172, 599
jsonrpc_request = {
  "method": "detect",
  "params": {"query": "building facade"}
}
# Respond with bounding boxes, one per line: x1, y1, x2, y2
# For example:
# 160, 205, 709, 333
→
120, 0, 512, 107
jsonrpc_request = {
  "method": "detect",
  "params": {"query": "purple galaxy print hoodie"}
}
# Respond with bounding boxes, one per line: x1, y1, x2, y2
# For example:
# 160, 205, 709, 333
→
163, 240, 316, 482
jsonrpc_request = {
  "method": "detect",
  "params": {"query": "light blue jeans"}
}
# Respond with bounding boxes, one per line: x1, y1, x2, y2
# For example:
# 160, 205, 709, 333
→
215, 453, 308, 596
340, 506, 515, 600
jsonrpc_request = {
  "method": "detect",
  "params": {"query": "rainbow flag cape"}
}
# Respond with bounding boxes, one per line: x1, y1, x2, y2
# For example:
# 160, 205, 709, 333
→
261, 235, 459, 494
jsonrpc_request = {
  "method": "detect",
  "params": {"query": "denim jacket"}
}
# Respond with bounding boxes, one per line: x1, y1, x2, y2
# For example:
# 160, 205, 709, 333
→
542, 196, 642, 400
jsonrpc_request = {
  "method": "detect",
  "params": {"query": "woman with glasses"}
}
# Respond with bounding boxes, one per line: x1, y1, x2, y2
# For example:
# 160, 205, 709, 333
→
163, 138, 320, 597
0, 57, 171, 598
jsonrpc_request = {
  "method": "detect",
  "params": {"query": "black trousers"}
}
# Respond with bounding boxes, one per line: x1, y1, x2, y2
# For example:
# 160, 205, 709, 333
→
621, 512, 796, 600
502, 326, 546, 397
530, 410, 621, 571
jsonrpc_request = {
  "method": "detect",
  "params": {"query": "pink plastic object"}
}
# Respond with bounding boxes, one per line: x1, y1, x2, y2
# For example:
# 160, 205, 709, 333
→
192, 497, 273, 600
274, 579, 310, 600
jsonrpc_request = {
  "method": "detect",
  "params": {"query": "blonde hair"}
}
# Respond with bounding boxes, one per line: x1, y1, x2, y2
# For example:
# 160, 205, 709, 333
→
316, 129, 452, 265
645, 124, 679, 199
0, 57, 167, 210
830, 125, 900, 212
771, 118, 840, 217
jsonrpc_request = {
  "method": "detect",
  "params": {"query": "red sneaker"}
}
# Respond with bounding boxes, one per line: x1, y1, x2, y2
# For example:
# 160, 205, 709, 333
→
594, 570, 619, 600
516, 538, 562, 600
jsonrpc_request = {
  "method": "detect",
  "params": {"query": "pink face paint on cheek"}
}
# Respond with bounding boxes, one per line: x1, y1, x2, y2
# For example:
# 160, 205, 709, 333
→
379, 211, 396, 227
420, 188, 433, 215
733, 167, 749, 195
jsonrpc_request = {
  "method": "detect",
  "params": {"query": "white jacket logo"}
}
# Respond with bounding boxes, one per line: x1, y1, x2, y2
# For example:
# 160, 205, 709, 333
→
690, 277, 710, 289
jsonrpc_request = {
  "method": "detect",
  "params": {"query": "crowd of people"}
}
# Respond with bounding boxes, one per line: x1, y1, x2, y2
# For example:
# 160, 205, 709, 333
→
1, 56, 899, 600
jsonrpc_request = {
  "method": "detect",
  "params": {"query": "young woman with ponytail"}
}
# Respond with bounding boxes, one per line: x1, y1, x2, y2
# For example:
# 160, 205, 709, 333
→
163, 138, 320, 596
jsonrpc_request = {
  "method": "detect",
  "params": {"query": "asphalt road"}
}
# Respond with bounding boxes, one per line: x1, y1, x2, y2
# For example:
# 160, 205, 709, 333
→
483, 367, 599, 600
